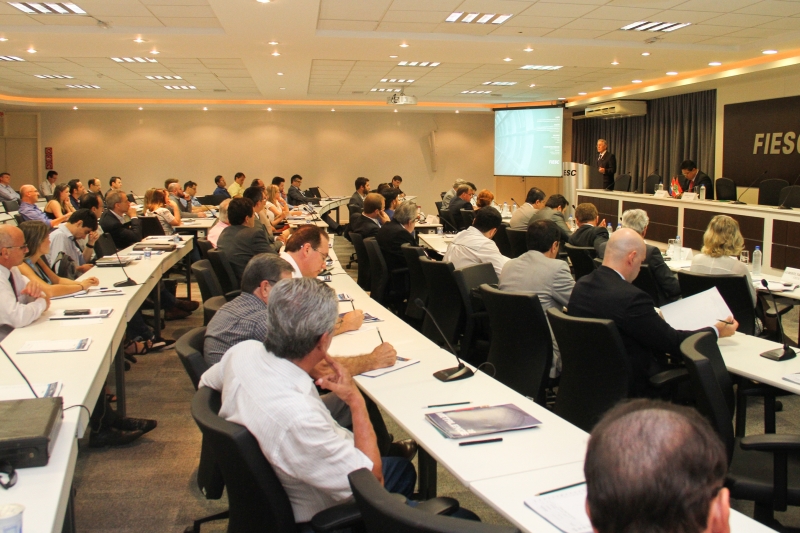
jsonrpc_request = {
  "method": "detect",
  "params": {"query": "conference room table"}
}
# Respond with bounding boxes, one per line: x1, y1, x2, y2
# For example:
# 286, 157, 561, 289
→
0, 236, 193, 533
176, 216, 217, 238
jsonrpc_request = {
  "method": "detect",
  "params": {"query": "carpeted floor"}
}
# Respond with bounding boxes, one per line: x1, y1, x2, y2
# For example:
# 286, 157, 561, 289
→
72, 239, 800, 531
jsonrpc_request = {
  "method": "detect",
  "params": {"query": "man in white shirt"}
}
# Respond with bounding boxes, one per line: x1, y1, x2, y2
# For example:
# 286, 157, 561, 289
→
0, 225, 48, 329
508, 187, 545, 230
0, 172, 19, 202
40, 170, 58, 197
47, 209, 99, 276
199, 278, 416, 522
443, 207, 508, 277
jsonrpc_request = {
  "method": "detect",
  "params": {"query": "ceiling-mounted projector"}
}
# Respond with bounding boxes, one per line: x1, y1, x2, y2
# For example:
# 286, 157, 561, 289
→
387, 92, 417, 105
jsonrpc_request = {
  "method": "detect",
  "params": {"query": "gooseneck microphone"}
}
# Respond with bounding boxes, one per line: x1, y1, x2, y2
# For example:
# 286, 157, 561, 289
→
732, 171, 767, 205
775, 173, 800, 210
113, 245, 137, 287
414, 298, 475, 382
758, 279, 795, 361
510, 197, 519, 207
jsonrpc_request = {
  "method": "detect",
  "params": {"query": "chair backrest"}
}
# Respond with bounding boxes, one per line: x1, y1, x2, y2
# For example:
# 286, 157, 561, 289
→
348, 468, 520, 533
453, 263, 497, 315
191, 387, 298, 532
12, 213, 22, 225
564, 243, 597, 281
491, 223, 512, 257
547, 308, 629, 432
613, 174, 631, 192
676, 271, 755, 335
192, 259, 225, 302
680, 332, 736, 461
140, 215, 165, 238
401, 244, 428, 321
644, 173, 661, 194
434, 201, 443, 213
350, 232, 371, 291
93, 232, 118, 258
481, 285, 552, 405
438, 208, 457, 233
758, 178, 789, 206
2, 200, 18, 213
418, 257, 464, 348
631, 263, 662, 306
207, 248, 240, 294
778, 185, 800, 208
348, 203, 363, 218
505, 227, 528, 259
176, 327, 209, 390
363, 237, 389, 304
199, 194, 229, 206
715, 177, 737, 202
196, 237, 213, 260
459, 208, 474, 229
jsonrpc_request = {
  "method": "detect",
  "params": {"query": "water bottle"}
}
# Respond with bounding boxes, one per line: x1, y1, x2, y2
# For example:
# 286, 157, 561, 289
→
675, 235, 682, 259
568, 216, 574, 231
512, 203, 517, 213
607, 223, 613, 235
616, 222, 622, 233
699, 185, 706, 201
173, 233, 181, 244
437, 225, 443, 235
657, 182, 663, 192
143, 247, 152, 260
753, 246, 762, 276
502, 202, 508, 215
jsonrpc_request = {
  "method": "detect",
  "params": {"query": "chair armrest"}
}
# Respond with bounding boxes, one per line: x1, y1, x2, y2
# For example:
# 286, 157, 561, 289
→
224, 290, 241, 301
738, 382, 793, 398
310, 500, 362, 532
415, 497, 460, 516
740, 434, 800, 452
390, 267, 409, 276
649, 368, 689, 388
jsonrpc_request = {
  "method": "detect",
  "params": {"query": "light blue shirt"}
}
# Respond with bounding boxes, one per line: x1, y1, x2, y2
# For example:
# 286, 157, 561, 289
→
0, 183, 19, 202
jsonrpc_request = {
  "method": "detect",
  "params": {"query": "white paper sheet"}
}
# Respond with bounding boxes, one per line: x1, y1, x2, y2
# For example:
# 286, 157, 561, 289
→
18, 338, 92, 353
329, 327, 382, 357
0, 382, 62, 401
360, 357, 419, 377
524, 483, 592, 533
659, 287, 732, 331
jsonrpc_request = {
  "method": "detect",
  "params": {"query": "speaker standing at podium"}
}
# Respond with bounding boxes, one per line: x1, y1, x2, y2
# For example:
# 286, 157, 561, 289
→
597, 139, 616, 190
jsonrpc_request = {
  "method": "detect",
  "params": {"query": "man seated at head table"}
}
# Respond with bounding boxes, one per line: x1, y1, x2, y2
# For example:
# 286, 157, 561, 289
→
509, 187, 545, 230
443, 206, 508, 277
568, 228, 738, 397
206, 198, 230, 248
568, 202, 608, 254
500, 219, 574, 378
530, 194, 572, 244
200, 279, 421, 522
46, 208, 99, 276
586, 400, 730, 533
18, 185, 69, 227
350, 193, 389, 239
218, 197, 278, 282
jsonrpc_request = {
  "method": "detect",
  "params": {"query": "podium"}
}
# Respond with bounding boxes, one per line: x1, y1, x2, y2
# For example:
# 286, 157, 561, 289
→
562, 162, 605, 206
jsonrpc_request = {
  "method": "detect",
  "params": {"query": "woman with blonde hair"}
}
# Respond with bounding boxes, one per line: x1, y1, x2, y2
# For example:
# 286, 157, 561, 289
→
476, 189, 495, 208
690, 214, 756, 305
44, 183, 75, 222
264, 184, 288, 226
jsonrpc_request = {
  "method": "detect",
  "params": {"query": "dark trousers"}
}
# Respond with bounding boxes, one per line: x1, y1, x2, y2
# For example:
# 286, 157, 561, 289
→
364, 393, 393, 455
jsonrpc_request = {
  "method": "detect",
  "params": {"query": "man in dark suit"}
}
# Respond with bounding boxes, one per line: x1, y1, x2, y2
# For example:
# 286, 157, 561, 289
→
352, 193, 388, 239
448, 184, 475, 230
530, 194, 572, 244
376, 200, 418, 272
348, 177, 370, 216
568, 202, 608, 254
680, 160, 713, 199
100, 190, 143, 250
597, 139, 616, 190
568, 228, 737, 397
287, 174, 342, 234
217, 197, 278, 282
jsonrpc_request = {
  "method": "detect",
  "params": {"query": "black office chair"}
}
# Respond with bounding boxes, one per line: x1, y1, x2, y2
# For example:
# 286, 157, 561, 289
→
459, 209, 474, 230
419, 257, 464, 350
207, 249, 240, 295
364, 237, 407, 310
632, 263, 663, 306
400, 244, 427, 324
676, 271, 756, 336
778, 185, 800, 208
505, 228, 527, 259
198, 194, 228, 206
196, 238, 213, 260
176, 326, 209, 390
714, 178, 737, 201
759, 179, 789, 206
347, 468, 520, 533
491, 223, 512, 257
438, 209, 458, 233
2, 200, 18, 213
191, 259, 232, 325
452, 263, 496, 364
547, 308, 629, 432
644, 173, 662, 194
481, 285, 552, 406
191, 388, 360, 533
140, 216, 166, 238
13, 213, 23, 225
681, 332, 800, 527
350, 232, 371, 291
434, 201, 443, 214
93, 233, 118, 259
564, 244, 597, 281
613, 174, 631, 192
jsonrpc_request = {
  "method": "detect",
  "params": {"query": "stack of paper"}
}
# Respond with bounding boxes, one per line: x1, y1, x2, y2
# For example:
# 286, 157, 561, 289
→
0, 382, 62, 401
524, 483, 592, 533
17, 338, 92, 353
49, 309, 113, 321
659, 288, 732, 331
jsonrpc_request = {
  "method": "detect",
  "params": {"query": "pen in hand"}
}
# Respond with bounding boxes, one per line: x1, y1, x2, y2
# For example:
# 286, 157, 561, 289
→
376, 327, 384, 344
717, 318, 734, 325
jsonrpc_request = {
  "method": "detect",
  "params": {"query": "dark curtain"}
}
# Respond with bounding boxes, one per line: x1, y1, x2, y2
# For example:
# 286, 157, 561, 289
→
571, 90, 716, 191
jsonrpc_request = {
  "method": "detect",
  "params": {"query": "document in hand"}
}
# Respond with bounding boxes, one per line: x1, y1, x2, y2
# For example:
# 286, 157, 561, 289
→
525, 483, 592, 533
360, 356, 419, 378
425, 404, 541, 439
659, 287, 732, 331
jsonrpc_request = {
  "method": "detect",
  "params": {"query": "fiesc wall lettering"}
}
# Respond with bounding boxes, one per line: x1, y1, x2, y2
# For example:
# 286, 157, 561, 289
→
723, 95, 800, 187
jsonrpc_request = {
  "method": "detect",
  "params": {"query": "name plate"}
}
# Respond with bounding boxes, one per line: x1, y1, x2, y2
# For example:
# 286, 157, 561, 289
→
653, 190, 669, 198
782, 267, 800, 285
681, 192, 698, 201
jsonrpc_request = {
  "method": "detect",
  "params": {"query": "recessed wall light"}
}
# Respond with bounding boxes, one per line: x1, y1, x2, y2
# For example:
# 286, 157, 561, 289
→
0, 38, 8, 42
393, 109, 398, 113
709, 61, 722, 66
27, 48, 36, 53
267, 107, 272, 111
641, 52, 650, 56
277, 72, 283, 75
203, 107, 208, 110
389, 55, 397, 58
578, 92, 587, 95
271, 51, 280, 56
268, 41, 278, 45
602, 86, 612, 90
611, 61, 619, 65
524, 47, 533, 52
762, 49, 778, 54
112, 57, 158, 63
520, 65, 562, 70
399, 43, 408, 48
455, 110, 459, 114
279, 87, 285, 90
529, 84, 536, 87
632, 79, 642, 83
666, 71, 678, 75
73, 106, 77, 110
331, 108, 335, 112
257, 0, 270, 3
10, 2, 86, 14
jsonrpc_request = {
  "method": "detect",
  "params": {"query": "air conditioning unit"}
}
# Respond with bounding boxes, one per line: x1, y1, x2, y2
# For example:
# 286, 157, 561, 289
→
387, 92, 417, 105
577, 100, 647, 119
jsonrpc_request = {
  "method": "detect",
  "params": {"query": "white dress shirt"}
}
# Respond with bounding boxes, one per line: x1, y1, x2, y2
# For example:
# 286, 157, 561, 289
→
0, 264, 47, 328
47, 224, 84, 269
40, 180, 55, 197
280, 251, 303, 278
443, 226, 509, 277
199, 340, 373, 522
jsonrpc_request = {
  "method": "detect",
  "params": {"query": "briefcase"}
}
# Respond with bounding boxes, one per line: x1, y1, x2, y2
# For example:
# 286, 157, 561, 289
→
0, 397, 63, 468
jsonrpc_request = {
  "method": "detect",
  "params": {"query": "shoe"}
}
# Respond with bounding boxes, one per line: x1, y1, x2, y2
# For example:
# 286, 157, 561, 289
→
112, 417, 157, 435
89, 427, 144, 448
175, 299, 200, 312
387, 438, 418, 460
149, 337, 176, 351
165, 307, 191, 320
124, 361, 131, 371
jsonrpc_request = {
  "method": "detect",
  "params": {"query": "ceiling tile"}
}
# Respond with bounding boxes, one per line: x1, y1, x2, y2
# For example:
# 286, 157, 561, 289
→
698, 35, 758, 44
431, 22, 497, 34
454, 0, 537, 13
77, 2, 153, 17
388, 0, 463, 11
319, 0, 393, 21
104, 16, 165, 27
488, 25, 554, 36
0, 14, 40, 24
158, 17, 221, 27
376, 21, 439, 32
518, 2, 600, 17
147, 5, 216, 17
582, 5, 663, 20
561, 18, 621, 30
382, 10, 451, 22
674, 23, 737, 36
758, 17, 800, 29
502, 15, 573, 28
650, 9, 725, 23
677, 0, 763, 12
544, 28, 608, 38
34, 16, 97, 26
607, 0, 683, 7
317, 19, 379, 30
702, 13, 778, 26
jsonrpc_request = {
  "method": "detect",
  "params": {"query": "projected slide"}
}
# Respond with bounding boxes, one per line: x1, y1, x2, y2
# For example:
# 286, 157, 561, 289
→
494, 107, 563, 176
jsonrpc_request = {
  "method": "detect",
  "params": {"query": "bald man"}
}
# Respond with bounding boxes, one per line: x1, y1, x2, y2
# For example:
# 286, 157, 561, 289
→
0, 225, 48, 330
18, 185, 69, 227
567, 228, 737, 397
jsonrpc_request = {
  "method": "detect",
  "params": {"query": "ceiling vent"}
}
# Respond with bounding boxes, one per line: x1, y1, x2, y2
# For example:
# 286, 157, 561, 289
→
577, 100, 647, 120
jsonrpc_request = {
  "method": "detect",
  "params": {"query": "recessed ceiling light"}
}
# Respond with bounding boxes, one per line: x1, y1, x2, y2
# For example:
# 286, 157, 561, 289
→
66, 84, 100, 89
611, 61, 619, 65
520, 65, 562, 70
389, 55, 397, 58
462, 13, 478, 22
558, 97, 566, 100
709, 61, 722, 66
111, 57, 157, 63
27, 48, 36, 53
163, 85, 196, 90
268, 41, 278, 45
35, 74, 73, 79
271, 51, 280, 56
578, 92, 587, 95
150, 50, 159, 55
0, 38, 8, 42
493, 14, 512, 24
666, 71, 678, 75
394, 109, 398, 113
257, 0, 270, 3
203, 107, 208, 110
641, 52, 650, 56
529, 84, 535, 87
602, 86, 612, 90
72, 106, 77, 110
524, 47, 533, 52
267, 107, 272, 111
762, 49, 778, 54
399, 43, 408, 48
10, 2, 86, 14
620, 21, 690, 32
331, 108, 335, 112
455, 110, 459, 114
503, 57, 512, 62
0, 56, 23, 61
280, 87, 285, 90
277, 72, 283, 75
476, 13, 495, 23
146, 75, 182, 80
138, 106, 143, 110
483, 81, 516, 86
133, 38, 145, 43
446, 12, 462, 22
632, 79, 642, 83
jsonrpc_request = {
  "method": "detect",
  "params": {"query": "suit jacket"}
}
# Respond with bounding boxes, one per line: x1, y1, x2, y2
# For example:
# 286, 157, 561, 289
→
352, 215, 381, 239
681, 171, 714, 199
287, 185, 311, 206
568, 266, 712, 397
376, 219, 416, 272
448, 197, 473, 230
508, 203, 538, 230
99, 209, 142, 251
217, 224, 278, 281
568, 224, 608, 254
597, 151, 616, 188
530, 207, 571, 243
348, 192, 365, 215
596, 242, 681, 306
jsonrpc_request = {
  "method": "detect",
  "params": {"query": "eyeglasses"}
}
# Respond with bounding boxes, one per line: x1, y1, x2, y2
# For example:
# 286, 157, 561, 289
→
313, 247, 329, 261
2, 244, 28, 252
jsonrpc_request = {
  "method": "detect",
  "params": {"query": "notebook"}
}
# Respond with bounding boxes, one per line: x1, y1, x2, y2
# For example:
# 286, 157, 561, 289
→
425, 404, 541, 439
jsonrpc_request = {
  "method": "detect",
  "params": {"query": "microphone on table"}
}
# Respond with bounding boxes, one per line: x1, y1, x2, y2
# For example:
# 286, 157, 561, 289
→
414, 298, 474, 382
758, 279, 795, 361
439, 214, 459, 233
318, 186, 332, 200
775, 173, 800, 210
510, 197, 519, 207
732, 171, 766, 205
113, 246, 138, 287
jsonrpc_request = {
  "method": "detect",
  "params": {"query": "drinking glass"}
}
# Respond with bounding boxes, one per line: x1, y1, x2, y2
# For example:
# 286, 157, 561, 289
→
740, 250, 749, 264
667, 239, 677, 258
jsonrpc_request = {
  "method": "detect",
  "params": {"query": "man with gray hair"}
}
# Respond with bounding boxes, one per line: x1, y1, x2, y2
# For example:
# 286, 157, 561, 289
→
568, 228, 737, 396
100, 190, 142, 250
585, 399, 730, 533
0, 225, 48, 330
441, 179, 466, 210
596, 138, 616, 190
376, 200, 418, 273
206, 198, 230, 248
200, 278, 416, 523
597, 208, 680, 305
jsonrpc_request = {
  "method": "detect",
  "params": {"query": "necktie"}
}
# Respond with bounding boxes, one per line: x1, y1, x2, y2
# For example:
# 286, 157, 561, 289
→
8, 272, 17, 301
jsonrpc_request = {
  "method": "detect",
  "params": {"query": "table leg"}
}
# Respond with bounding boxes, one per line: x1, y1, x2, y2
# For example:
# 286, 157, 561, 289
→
185, 253, 192, 300
114, 343, 127, 418
61, 483, 76, 533
418, 447, 437, 499
335, 206, 340, 225
154, 279, 162, 340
